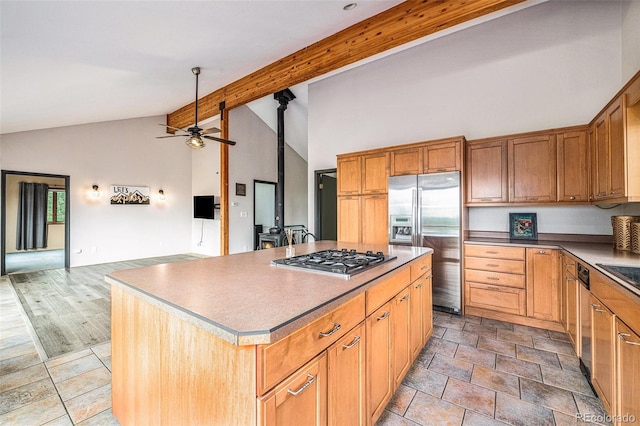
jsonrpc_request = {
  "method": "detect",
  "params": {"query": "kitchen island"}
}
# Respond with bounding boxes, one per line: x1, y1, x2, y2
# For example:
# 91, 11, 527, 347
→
106, 241, 433, 425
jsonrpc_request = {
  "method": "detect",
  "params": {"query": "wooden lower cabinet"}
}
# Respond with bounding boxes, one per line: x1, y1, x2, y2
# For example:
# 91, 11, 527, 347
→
259, 353, 327, 426
392, 286, 411, 389
565, 273, 580, 355
615, 319, 640, 424
526, 248, 560, 322
327, 322, 366, 426
366, 300, 393, 424
591, 294, 616, 415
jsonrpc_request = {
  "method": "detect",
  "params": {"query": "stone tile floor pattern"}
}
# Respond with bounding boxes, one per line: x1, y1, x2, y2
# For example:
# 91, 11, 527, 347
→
1, 275, 611, 425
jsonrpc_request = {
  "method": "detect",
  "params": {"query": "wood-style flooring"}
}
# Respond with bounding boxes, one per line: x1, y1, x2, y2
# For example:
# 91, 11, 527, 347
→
8, 254, 203, 359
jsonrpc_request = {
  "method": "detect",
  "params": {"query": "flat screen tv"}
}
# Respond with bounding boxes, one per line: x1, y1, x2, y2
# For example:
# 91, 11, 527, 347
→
194, 195, 215, 219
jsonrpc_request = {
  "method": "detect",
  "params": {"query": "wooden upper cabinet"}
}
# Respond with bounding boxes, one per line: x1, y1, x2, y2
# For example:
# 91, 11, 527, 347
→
423, 140, 461, 173
337, 156, 361, 195
557, 129, 589, 203
390, 148, 421, 176
509, 134, 557, 203
362, 153, 388, 194
591, 71, 640, 203
465, 139, 508, 204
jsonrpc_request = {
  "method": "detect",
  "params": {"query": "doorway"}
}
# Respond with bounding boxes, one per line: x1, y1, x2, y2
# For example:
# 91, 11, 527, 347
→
1, 170, 70, 275
253, 180, 276, 250
315, 169, 337, 241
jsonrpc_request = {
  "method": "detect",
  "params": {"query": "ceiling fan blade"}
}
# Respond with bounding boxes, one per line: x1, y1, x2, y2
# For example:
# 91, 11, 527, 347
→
203, 135, 237, 146
156, 134, 187, 139
158, 123, 187, 132
201, 127, 221, 135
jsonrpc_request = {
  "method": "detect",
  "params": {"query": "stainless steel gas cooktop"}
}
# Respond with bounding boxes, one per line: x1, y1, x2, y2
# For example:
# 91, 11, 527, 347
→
271, 248, 396, 279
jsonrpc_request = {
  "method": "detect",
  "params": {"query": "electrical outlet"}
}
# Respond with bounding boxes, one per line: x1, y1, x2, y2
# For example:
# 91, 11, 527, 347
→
240, 211, 248, 217
232, 202, 239, 207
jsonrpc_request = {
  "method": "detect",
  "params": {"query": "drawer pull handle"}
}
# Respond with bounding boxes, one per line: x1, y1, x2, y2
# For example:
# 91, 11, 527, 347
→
416, 283, 424, 289
480, 198, 493, 201
287, 374, 315, 396
319, 323, 341, 337
421, 265, 429, 270
486, 251, 499, 254
618, 333, 640, 346
486, 263, 499, 268
564, 263, 572, 266
487, 277, 500, 281
538, 250, 546, 254
399, 294, 410, 302
377, 311, 390, 321
488, 287, 501, 291
590, 304, 605, 313
342, 335, 361, 349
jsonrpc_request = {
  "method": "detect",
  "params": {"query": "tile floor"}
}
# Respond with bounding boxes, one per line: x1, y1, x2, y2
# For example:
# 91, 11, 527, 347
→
1, 273, 610, 425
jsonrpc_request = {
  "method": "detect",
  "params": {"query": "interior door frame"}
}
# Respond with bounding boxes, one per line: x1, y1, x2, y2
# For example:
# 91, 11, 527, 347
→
314, 168, 337, 240
253, 179, 277, 248
1, 170, 71, 275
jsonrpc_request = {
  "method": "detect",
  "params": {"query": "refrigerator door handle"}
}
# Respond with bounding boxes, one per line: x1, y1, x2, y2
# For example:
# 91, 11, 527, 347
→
416, 188, 423, 247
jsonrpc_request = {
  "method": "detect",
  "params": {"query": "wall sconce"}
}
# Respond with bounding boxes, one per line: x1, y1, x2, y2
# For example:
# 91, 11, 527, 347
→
91, 184, 100, 198
158, 189, 166, 200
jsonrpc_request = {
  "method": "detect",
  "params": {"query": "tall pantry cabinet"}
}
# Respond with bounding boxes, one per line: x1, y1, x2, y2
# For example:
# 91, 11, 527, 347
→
337, 152, 388, 244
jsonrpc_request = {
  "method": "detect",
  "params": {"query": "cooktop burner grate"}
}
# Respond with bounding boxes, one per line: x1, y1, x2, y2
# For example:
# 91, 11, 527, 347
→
271, 248, 396, 278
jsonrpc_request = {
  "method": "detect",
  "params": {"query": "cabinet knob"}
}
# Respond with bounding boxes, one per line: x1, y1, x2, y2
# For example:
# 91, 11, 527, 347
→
538, 250, 546, 254
569, 196, 576, 200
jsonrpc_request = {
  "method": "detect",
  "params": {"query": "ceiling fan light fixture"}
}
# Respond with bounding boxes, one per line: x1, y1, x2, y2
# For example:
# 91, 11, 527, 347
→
186, 135, 205, 149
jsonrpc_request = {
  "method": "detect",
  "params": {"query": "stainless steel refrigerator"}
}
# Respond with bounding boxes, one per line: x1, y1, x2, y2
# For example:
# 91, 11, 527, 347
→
388, 172, 461, 314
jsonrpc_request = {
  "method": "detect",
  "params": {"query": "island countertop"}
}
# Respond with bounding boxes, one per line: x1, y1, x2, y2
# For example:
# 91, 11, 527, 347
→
106, 241, 432, 346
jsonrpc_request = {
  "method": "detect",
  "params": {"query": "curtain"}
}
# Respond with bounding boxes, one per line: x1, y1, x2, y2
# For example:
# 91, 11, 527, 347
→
16, 182, 49, 250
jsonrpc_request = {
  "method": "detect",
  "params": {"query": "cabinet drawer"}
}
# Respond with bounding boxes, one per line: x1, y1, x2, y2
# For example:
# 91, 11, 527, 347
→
366, 267, 411, 316
410, 255, 432, 282
464, 269, 525, 289
257, 293, 365, 395
465, 244, 525, 260
465, 282, 526, 316
464, 257, 525, 275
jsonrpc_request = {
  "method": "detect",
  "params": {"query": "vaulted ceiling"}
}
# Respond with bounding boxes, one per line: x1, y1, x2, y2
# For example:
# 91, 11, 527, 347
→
1, 0, 534, 148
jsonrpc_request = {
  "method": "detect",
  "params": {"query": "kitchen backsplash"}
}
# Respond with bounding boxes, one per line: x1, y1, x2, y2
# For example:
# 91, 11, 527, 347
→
468, 204, 640, 236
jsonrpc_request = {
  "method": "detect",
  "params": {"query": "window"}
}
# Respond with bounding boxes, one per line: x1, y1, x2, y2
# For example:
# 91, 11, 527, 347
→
47, 189, 66, 224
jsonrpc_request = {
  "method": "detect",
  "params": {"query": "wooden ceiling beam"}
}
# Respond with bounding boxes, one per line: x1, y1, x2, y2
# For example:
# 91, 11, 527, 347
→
167, 0, 525, 129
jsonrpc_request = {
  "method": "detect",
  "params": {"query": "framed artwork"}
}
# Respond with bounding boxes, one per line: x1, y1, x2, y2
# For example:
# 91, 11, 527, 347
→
236, 183, 246, 196
110, 185, 150, 205
509, 213, 538, 240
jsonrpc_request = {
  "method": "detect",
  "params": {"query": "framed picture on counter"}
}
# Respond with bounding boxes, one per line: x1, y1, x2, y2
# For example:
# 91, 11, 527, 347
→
509, 213, 538, 240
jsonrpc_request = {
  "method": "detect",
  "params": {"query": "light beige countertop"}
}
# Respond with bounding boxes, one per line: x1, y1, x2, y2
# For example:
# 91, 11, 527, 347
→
106, 241, 432, 346
465, 238, 640, 298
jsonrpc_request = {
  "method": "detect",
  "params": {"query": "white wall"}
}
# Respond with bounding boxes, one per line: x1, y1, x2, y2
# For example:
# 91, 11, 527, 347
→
191, 120, 221, 256
622, 0, 640, 81
228, 105, 308, 254
307, 0, 630, 236
0, 115, 192, 266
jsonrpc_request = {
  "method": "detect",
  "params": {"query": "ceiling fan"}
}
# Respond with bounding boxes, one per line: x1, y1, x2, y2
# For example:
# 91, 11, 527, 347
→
157, 67, 236, 148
